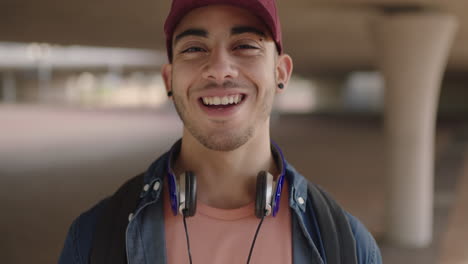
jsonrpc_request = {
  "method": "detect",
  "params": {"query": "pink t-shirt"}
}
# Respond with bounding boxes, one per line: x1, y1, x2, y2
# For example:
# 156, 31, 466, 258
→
164, 182, 292, 264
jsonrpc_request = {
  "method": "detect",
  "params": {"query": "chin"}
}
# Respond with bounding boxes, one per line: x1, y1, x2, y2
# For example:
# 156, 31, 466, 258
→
193, 128, 254, 152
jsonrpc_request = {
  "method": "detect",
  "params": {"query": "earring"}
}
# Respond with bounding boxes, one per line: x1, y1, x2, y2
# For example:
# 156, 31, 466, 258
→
167, 91, 173, 97
278, 83, 284, 89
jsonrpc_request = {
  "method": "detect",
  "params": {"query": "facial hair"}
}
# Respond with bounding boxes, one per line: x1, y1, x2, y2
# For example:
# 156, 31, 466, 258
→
171, 78, 275, 152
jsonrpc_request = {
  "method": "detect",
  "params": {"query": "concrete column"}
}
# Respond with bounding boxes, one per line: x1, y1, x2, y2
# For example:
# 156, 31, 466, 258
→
372, 12, 458, 247
2, 71, 16, 102
38, 63, 52, 102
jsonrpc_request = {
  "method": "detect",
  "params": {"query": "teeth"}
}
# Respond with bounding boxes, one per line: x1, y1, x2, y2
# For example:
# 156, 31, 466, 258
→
202, 95, 243, 106
221, 96, 229, 105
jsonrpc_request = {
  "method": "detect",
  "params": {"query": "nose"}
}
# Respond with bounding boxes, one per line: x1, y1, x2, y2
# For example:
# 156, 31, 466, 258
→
201, 48, 238, 82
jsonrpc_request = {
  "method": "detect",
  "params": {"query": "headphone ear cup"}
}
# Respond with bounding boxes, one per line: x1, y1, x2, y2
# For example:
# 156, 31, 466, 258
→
184, 171, 197, 217
255, 171, 267, 218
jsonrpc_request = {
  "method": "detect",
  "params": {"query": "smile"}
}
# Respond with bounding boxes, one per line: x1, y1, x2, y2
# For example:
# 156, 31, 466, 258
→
200, 94, 245, 106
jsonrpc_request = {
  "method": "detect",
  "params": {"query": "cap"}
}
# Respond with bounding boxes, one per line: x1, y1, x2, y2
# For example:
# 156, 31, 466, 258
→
164, 0, 282, 62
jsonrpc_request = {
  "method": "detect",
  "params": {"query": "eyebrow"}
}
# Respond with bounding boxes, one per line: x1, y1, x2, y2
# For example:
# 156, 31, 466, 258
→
231, 26, 266, 37
173, 26, 267, 46
174, 28, 208, 45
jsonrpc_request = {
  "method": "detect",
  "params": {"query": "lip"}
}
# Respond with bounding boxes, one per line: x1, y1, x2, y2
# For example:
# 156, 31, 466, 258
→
197, 93, 247, 118
198, 90, 246, 98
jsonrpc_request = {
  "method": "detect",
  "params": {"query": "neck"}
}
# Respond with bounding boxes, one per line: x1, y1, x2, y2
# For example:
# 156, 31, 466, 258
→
174, 127, 278, 209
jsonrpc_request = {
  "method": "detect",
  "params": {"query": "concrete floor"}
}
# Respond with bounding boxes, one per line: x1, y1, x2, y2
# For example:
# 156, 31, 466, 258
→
1, 104, 466, 264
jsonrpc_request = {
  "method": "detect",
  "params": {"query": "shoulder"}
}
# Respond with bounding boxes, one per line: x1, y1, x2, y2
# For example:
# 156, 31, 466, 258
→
298, 176, 382, 264
58, 198, 109, 264
57, 171, 149, 264
344, 211, 382, 264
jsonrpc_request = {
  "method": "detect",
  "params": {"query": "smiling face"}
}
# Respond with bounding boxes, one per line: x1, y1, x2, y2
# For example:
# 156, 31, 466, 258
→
162, 5, 292, 151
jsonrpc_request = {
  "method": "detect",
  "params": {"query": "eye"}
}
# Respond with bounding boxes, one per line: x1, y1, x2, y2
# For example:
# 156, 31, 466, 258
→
234, 44, 259, 50
181, 46, 206, 53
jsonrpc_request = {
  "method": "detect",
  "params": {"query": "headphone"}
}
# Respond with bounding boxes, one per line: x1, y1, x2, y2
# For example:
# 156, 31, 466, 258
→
166, 140, 286, 219
164, 140, 287, 264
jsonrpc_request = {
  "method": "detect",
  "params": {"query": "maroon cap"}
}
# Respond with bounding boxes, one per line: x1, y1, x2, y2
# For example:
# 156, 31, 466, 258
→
164, 0, 282, 62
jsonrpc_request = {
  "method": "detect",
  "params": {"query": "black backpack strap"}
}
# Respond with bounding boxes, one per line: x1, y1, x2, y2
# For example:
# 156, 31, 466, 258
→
90, 173, 145, 264
308, 183, 358, 264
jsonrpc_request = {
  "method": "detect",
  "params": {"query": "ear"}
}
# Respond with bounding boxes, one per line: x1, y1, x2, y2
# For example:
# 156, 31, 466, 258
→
162, 63, 173, 98
275, 54, 293, 94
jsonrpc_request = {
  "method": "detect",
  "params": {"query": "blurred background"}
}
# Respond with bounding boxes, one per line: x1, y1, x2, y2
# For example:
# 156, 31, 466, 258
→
1, 0, 468, 263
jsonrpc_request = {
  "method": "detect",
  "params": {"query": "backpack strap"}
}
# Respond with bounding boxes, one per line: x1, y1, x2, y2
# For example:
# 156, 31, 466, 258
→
90, 173, 144, 264
308, 183, 358, 264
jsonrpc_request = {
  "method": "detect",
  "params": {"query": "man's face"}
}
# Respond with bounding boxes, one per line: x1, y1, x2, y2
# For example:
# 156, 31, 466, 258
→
162, 5, 291, 151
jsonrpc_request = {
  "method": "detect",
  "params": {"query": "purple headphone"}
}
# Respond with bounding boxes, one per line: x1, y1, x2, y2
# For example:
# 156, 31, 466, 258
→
166, 140, 287, 218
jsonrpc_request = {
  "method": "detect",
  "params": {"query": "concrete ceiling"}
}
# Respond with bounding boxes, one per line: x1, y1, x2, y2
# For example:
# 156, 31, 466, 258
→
1, 0, 467, 76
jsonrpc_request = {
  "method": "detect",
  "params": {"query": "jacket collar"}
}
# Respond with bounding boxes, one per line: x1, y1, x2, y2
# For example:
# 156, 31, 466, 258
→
136, 139, 309, 214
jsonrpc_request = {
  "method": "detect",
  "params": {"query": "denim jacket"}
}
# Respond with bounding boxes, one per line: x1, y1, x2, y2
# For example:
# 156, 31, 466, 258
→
59, 144, 382, 264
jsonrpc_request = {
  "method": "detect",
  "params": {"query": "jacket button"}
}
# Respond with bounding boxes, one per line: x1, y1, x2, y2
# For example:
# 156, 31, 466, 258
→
298, 197, 305, 205
153, 181, 161, 191
143, 184, 150, 192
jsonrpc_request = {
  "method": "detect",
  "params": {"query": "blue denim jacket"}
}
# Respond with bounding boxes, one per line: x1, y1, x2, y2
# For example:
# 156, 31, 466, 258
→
59, 147, 382, 264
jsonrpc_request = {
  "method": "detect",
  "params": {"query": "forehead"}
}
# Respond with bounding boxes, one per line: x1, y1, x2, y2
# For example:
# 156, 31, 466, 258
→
173, 5, 271, 38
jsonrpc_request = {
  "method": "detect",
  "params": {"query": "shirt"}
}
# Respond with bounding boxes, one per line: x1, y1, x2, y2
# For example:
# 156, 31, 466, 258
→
164, 182, 292, 264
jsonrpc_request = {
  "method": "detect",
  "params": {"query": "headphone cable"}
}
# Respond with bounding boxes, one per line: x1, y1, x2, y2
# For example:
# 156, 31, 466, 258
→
183, 211, 266, 264
183, 213, 193, 264
246, 215, 266, 264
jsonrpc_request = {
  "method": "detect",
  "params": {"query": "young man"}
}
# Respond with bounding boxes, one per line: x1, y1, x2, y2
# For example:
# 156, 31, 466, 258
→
59, 0, 382, 263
